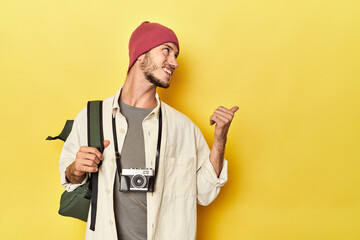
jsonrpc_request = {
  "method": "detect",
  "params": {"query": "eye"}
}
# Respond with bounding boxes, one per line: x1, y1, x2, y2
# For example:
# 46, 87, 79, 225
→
163, 48, 170, 54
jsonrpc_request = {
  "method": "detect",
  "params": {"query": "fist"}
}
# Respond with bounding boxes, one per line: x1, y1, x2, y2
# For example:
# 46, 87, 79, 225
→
73, 140, 111, 176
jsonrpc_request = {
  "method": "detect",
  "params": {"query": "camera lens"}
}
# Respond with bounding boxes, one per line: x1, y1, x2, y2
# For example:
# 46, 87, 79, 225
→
131, 174, 146, 188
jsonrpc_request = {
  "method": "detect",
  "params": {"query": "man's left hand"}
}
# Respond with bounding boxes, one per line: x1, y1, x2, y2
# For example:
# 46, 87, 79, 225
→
210, 106, 239, 148
209, 105, 238, 176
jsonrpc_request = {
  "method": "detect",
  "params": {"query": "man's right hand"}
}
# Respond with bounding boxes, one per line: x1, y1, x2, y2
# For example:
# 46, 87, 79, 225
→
65, 140, 111, 184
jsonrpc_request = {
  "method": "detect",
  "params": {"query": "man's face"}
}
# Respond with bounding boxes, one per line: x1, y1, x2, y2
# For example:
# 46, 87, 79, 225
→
140, 42, 179, 89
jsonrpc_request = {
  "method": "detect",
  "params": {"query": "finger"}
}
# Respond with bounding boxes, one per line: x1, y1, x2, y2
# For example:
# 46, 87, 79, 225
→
213, 113, 229, 126
104, 140, 111, 148
78, 165, 99, 173
210, 115, 216, 125
210, 112, 223, 125
230, 106, 239, 113
213, 109, 234, 123
218, 106, 238, 116
211, 107, 232, 125
84, 166, 99, 173
79, 146, 103, 161
79, 158, 99, 168
84, 153, 101, 165
77, 152, 101, 165
214, 109, 233, 121
74, 159, 99, 173
210, 114, 227, 127
98, 140, 112, 161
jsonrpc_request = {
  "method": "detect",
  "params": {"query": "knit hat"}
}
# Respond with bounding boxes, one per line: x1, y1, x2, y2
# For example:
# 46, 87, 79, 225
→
128, 21, 180, 70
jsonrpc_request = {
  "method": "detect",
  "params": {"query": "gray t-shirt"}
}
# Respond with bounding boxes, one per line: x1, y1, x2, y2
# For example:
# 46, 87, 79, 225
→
113, 100, 154, 240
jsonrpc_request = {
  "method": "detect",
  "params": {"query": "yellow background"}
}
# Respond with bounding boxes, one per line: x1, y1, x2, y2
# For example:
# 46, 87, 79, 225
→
1, 0, 359, 239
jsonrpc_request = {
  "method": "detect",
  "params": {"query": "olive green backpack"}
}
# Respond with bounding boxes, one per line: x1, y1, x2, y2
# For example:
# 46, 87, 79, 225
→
47, 101, 103, 231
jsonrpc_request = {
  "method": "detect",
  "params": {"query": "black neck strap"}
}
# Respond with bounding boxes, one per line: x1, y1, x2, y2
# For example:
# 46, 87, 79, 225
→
112, 106, 162, 186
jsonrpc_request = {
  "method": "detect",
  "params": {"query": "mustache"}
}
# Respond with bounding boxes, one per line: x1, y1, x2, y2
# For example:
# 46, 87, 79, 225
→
162, 63, 175, 71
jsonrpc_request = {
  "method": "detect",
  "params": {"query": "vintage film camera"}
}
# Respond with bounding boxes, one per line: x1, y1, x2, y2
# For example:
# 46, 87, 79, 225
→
120, 168, 155, 192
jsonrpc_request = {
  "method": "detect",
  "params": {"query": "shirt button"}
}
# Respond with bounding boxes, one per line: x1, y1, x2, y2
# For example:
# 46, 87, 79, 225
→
106, 189, 111, 194
148, 131, 150, 136
112, 157, 116, 163
120, 128, 125, 133
109, 220, 114, 225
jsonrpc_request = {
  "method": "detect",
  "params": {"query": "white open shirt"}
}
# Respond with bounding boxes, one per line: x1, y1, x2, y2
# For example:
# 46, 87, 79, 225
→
59, 88, 228, 240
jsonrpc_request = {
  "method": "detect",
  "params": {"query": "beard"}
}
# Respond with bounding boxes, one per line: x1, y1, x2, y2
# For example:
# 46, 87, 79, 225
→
140, 53, 170, 89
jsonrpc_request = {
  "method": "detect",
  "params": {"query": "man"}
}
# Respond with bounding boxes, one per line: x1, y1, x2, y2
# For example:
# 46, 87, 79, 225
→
60, 21, 238, 240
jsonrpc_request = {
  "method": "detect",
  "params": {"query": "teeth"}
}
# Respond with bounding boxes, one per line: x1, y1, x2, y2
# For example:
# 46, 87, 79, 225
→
163, 68, 172, 75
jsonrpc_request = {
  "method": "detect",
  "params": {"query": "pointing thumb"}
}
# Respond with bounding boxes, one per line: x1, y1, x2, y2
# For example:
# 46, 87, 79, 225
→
104, 140, 111, 148
230, 106, 239, 113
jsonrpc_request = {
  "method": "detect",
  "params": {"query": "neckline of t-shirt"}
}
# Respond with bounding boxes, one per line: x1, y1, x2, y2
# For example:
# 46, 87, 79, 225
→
119, 99, 155, 112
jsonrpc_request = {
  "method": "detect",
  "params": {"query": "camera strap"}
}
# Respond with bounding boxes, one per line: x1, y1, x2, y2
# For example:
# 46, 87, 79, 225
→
112, 105, 162, 189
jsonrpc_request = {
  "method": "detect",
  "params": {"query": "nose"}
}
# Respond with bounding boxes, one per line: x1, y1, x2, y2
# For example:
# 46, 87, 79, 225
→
169, 55, 179, 69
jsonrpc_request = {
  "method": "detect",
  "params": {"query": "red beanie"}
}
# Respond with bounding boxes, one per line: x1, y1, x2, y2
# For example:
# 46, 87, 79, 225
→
128, 21, 180, 71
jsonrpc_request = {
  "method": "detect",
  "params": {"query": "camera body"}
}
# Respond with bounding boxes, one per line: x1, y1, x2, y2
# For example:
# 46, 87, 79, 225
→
120, 168, 154, 192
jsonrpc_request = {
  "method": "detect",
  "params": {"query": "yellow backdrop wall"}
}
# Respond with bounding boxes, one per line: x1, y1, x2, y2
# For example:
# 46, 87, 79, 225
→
1, 0, 359, 239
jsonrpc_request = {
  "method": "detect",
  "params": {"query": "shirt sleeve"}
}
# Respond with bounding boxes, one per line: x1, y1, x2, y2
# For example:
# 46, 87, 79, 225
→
195, 126, 228, 206
59, 107, 89, 192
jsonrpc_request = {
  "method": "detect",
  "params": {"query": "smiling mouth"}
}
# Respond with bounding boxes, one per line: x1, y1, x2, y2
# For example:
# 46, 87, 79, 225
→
162, 67, 172, 75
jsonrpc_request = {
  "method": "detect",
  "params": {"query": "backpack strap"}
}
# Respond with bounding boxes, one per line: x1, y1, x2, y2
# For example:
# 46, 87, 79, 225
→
84, 100, 104, 231
46, 120, 74, 141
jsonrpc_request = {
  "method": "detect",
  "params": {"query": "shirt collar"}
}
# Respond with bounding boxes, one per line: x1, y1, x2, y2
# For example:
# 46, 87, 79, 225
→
111, 86, 161, 118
